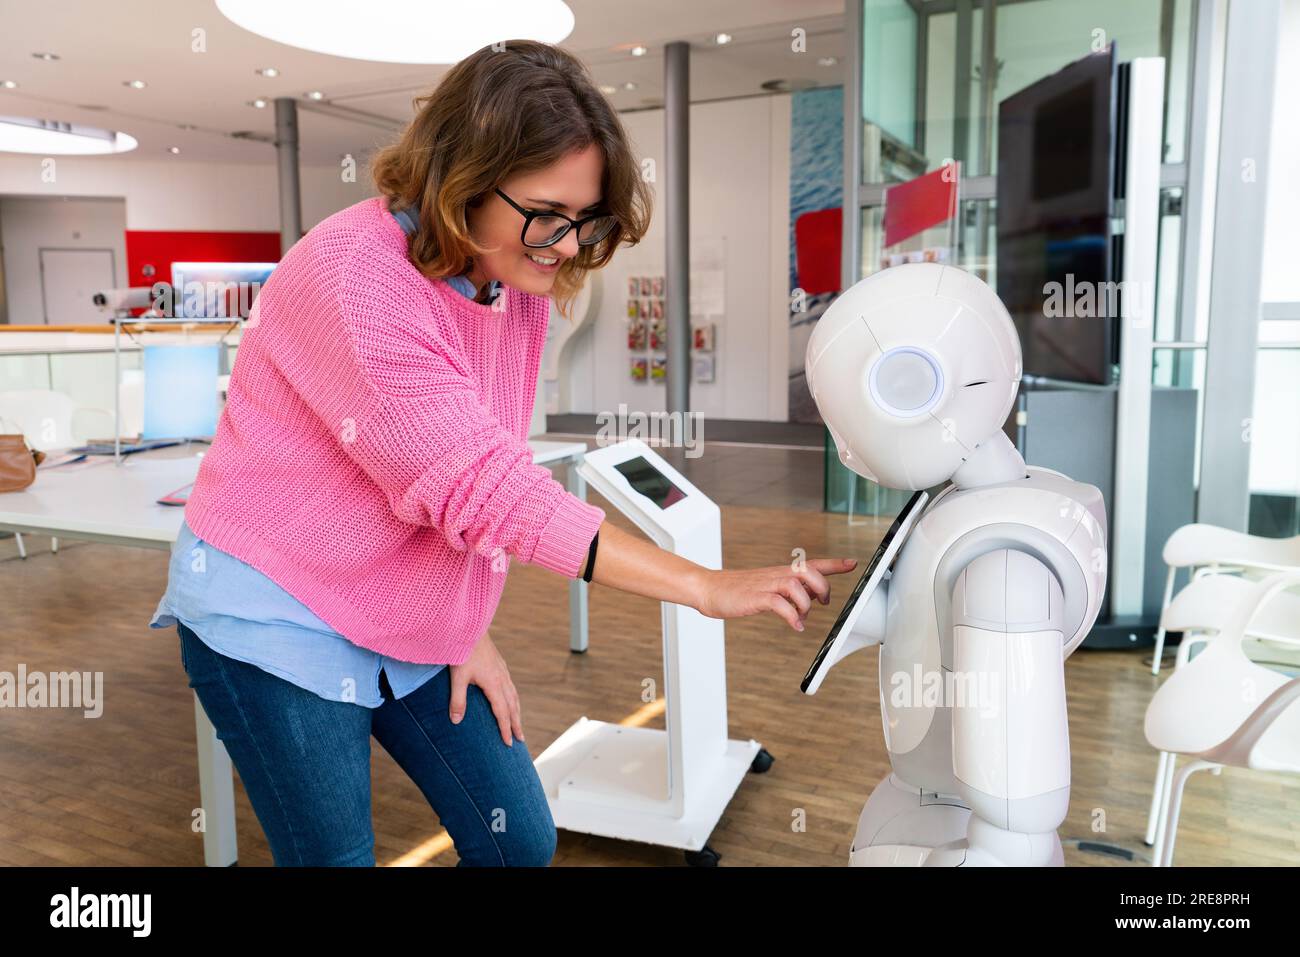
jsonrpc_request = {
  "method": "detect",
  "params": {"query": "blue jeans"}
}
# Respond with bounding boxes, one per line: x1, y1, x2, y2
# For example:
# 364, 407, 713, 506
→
176, 621, 557, 866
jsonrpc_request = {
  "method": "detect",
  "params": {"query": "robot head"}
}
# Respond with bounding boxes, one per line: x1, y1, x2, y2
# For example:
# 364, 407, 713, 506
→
805, 263, 1021, 490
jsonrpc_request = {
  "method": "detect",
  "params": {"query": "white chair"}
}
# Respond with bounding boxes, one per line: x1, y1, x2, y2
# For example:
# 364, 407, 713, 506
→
1143, 573, 1300, 854
0, 389, 114, 559
1150, 523, 1300, 675
1144, 571, 1300, 866
0, 388, 116, 448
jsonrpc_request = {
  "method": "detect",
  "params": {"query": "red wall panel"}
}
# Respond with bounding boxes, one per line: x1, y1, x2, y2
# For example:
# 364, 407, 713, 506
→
124, 230, 280, 288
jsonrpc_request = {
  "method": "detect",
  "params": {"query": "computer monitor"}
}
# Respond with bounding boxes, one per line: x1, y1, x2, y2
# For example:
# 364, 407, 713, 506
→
613, 455, 688, 509
140, 344, 220, 440
170, 261, 277, 319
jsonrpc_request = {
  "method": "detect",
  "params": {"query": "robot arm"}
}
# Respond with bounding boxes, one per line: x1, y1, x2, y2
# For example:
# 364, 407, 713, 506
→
926, 547, 1071, 867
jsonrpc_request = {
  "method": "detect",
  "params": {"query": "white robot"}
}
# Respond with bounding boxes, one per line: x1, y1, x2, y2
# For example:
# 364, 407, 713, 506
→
801, 262, 1107, 867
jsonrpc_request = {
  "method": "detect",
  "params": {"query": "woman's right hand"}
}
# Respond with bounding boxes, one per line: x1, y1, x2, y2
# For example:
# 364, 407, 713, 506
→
691, 558, 858, 632
587, 520, 858, 633
448, 631, 523, 746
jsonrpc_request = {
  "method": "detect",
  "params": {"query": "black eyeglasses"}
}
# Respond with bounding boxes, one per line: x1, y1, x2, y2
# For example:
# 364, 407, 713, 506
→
494, 188, 618, 249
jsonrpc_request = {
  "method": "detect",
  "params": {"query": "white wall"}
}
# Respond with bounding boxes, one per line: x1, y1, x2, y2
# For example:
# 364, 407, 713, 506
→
562, 94, 792, 422
0, 196, 128, 324
0, 154, 372, 232
0, 100, 798, 421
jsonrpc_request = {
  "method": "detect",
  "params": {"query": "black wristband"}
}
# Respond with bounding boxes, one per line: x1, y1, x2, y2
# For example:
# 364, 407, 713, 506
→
581, 530, 599, 583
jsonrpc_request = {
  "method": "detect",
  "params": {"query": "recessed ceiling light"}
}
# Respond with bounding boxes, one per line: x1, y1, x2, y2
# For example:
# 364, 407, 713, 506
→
597, 84, 617, 95
623, 81, 637, 91
216, 0, 574, 64
304, 90, 325, 100
630, 45, 647, 57
124, 79, 147, 89
714, 33, 732, 45
818, 56, 839, 67
2, 80, 18, 89
32, 52, 60, 61
0, 116, 137, 155
168, 146, 181, 154
255, 67, 279, 77
248, 98, 268, 108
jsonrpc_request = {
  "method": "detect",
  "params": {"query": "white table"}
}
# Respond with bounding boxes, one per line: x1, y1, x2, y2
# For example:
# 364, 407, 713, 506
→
0, 438, 591, 866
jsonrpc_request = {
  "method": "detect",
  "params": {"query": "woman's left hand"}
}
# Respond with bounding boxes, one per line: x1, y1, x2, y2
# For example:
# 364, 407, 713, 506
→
448, 632, 524, 746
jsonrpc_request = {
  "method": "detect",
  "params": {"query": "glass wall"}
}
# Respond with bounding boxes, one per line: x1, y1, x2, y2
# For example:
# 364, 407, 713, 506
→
1247, 337, 1300, 536
1250, 0, 1300, 536
862, 0, 919, 153
829, 0, 1199, 516
862, 0, 1193, 184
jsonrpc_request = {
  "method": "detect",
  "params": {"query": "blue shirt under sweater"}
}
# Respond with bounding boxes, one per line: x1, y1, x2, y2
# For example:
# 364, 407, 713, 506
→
150, 220, 502, 706
150, 517, 444, 707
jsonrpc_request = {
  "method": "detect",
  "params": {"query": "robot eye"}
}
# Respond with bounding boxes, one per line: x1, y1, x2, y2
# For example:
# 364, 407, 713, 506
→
868, 347, 944, 417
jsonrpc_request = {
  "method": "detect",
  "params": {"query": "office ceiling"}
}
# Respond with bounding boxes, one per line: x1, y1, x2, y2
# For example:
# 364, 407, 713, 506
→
0, 0, 845, 166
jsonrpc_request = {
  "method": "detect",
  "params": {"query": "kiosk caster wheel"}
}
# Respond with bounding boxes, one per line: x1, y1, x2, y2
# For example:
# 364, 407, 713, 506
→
685, 845, 721, 867
749, 747, 774, 773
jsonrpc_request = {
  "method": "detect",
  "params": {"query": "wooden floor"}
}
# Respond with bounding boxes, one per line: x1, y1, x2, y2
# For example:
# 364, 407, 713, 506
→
1, 453, 1297, 867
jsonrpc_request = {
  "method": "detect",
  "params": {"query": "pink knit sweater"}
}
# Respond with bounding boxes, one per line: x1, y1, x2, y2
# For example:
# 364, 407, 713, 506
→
184, 196, 606, 665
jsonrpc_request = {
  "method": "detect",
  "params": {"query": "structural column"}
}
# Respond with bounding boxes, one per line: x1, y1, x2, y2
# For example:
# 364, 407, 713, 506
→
1196, 0, 1282, 529
275, 97, 303, 256
664, 41, 690, 423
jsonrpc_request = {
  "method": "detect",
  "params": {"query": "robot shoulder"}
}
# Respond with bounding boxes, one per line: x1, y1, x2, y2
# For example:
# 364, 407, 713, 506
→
927, 496, 1106, 654
951, 548, 1064, 633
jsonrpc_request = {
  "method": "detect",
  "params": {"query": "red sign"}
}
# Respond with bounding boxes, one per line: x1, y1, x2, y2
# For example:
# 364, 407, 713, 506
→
794, 206, 842, 296
883, 163, 960, 248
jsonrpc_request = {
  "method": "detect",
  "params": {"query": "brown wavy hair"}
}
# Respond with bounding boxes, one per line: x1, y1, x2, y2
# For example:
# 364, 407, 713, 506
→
371, 40, 653, 318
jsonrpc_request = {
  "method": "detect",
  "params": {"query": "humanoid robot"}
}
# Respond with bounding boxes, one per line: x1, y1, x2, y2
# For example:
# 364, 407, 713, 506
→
801, 262, 1107, 867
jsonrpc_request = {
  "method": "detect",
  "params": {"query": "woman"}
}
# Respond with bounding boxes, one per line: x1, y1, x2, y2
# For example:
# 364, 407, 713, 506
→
150, 40, 856, 867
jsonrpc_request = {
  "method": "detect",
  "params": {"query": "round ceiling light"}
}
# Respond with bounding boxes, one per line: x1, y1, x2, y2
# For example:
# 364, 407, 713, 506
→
216, 0, 575, 64
0, 116, 138, 155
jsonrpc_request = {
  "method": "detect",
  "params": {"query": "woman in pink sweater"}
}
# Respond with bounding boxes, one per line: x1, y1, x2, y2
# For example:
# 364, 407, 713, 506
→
159, 40, 856, 867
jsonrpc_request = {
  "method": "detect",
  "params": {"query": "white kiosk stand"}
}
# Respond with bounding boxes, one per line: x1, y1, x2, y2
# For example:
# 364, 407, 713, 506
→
533, 439, 769, 866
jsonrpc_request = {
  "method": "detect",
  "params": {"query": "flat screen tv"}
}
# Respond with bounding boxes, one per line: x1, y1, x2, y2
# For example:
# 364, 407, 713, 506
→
996, 46, 1118, 385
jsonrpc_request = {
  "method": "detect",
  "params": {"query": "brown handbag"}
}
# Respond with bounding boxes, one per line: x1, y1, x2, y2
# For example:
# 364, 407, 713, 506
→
0, 434, 42, 493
